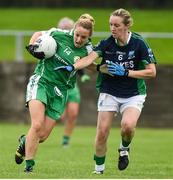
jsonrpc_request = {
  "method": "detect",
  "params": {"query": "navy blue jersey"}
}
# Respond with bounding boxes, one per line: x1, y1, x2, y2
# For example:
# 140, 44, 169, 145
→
94, 32, 156, 98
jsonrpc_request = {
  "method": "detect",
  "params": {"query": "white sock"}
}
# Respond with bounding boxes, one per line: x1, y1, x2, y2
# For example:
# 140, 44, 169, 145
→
119, 142, 129, 150
95, 164, 105, 172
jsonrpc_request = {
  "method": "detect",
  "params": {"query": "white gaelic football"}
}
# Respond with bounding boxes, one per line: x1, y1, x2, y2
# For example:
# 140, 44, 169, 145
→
34, 34, 57, 59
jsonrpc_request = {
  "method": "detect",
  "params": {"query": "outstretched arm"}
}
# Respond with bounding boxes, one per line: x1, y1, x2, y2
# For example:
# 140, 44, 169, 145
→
74, 51, 99, 70
54, 51, 99, 72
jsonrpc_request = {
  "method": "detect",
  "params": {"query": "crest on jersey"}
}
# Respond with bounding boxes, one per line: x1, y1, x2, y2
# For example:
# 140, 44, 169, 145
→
128, 51, 135, 59
74, 56, 80, 63
148, 48, 154, 60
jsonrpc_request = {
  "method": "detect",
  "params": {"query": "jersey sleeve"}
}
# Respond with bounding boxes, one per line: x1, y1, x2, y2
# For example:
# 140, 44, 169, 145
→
42, 28, 69, 36
139, 39, 157, 65
41, 27, 57, 35
93, 40, 105, 57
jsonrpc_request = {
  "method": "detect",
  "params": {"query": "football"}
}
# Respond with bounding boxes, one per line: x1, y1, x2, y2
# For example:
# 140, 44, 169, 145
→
34, 34, 57, 59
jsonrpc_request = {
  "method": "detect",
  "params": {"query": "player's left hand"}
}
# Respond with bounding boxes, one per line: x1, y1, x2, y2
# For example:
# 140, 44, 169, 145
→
26, 45, 45, 60
54, 65, 74, 72
106, 60, 129, 76
80, 74, 90, 82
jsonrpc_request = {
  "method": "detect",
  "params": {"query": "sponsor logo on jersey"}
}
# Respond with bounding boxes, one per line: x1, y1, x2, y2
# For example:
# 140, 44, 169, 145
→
116, 51, 126, 55
119, 61, 135, 69
105, 51, 116, 55
54, 54, 68, 65
74, 56, 80, 62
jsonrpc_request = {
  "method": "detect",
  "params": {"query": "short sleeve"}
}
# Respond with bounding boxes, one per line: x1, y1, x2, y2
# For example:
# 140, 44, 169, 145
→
93, 40, 105, 57
41, 27, 57, 36
139, 40, 157, 65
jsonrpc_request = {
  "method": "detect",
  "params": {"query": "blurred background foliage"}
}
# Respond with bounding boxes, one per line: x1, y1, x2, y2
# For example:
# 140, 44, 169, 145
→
0, 0, 173, 9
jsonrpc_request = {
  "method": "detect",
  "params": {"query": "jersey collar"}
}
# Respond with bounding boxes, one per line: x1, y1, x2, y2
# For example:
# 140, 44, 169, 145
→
126, 31, 132, 44
115, 31, 132, 46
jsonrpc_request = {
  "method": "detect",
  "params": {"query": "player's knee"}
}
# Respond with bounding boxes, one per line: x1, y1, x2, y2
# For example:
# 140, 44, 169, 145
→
67, 116, 77, 124
38, 131, 49, 142
32, 121, 43, 133
68, 111, 78, 120
121, 122, 134, 135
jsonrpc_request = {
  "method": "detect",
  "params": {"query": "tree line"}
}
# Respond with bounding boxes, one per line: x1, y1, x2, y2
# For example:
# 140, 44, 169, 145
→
0, 0, 173, 9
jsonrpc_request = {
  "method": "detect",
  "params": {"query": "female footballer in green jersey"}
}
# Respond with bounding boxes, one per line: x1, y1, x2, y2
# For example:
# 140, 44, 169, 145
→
14, 15, 94, 173
59, 8, 157, 174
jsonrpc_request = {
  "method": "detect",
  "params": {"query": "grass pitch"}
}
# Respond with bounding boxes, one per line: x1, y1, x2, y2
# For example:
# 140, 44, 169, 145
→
0, 123, 173, 178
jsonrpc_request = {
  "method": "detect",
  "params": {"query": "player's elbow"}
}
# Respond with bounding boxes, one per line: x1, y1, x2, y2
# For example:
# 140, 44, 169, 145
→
150, 68, 156, 78
146, 64, 156, 79
145, 69, 156, 79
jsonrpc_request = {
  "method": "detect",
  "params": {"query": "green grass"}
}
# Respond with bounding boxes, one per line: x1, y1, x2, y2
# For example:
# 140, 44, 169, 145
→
0, 8, 173, 64
0, 123, 173, 178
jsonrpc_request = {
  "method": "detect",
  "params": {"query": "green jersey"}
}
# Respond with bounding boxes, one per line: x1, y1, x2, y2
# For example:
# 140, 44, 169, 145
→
34, 28, 92, 90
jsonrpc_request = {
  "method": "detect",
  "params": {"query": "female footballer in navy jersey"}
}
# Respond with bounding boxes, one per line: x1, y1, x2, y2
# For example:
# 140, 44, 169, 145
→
62, 8, 157, 174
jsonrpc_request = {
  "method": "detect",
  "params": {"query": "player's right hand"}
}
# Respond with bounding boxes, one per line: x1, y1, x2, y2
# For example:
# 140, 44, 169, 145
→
26, 45, 45, 60
106, 61, 129, 76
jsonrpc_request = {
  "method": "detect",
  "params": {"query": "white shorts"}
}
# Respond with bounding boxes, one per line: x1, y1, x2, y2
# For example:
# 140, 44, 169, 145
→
97, 93, 146, 114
